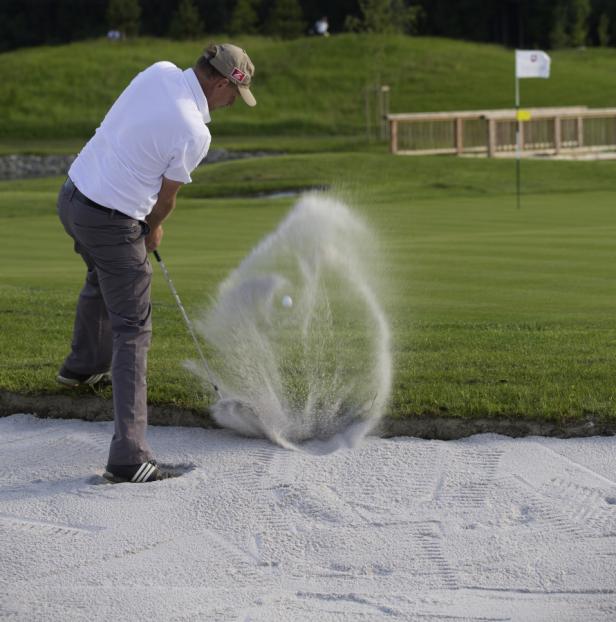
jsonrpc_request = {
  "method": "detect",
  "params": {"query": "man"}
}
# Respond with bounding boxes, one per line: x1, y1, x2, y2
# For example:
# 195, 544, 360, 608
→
56, 43, 256, 484
313, 16, 329, 36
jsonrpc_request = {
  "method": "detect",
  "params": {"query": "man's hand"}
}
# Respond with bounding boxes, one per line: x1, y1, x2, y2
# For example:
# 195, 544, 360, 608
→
146, 224, 163, 252
145, 177, 183, 252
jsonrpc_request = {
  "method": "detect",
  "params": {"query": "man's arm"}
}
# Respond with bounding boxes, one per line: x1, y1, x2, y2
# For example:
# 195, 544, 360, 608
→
145, 176, 184, 252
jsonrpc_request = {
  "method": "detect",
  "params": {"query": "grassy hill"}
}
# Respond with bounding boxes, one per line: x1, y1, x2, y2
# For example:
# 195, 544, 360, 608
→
2, 34, 616, 140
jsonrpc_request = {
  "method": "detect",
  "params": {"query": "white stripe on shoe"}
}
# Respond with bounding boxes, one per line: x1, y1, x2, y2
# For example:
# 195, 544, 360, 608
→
131, 463, 149, 482
136, 463, 157, 482
86, 373, 107, 384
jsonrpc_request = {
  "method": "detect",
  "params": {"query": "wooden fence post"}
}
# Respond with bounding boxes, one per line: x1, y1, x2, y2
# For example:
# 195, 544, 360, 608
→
390, 119, 398, 154
487, 119, 496, 157
554, 117, 561, 154
455, 117, 464, 155
576, 116, 584, 148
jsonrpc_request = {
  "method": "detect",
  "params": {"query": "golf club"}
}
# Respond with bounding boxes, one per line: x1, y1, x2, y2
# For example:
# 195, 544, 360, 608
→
153, 250, 287, 443
153, 250, 328, 452
152, 249, 222, 400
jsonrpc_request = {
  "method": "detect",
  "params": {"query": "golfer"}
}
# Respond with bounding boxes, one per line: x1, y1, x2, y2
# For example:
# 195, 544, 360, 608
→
56, 43, 256, 483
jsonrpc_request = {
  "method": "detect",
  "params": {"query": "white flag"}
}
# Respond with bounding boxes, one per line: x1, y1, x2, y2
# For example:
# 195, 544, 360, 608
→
515, 50, 551, 79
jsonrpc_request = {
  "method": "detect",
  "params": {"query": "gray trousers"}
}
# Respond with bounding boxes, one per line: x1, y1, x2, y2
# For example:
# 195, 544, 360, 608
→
57, 179, 153, 466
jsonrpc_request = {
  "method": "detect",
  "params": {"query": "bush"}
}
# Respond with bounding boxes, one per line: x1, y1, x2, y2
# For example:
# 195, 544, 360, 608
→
168, 0, 204, 40
106, 0, 141, 38
549, 0, 591, 49
344, 0, 423, 35
265, 0, 305, 39
229, 0, 259, 35
597, 13, 610, 46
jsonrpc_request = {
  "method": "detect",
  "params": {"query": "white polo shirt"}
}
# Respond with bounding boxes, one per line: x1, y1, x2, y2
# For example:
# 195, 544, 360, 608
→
69, 62, 211, 221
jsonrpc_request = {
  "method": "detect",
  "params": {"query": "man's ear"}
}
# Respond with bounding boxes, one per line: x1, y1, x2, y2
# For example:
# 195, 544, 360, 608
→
217, 77, 231, 89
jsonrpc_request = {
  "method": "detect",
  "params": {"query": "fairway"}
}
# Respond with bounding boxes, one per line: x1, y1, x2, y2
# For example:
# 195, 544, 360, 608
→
2, 154, 616, 424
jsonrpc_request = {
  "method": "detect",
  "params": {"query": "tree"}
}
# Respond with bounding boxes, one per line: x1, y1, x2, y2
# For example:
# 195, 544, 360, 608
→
597, 12, 610, 46
106, 0, 141, 38
266, 0, 306, 39
229, 0, 259, 35
548, 0, 590, 48
169, 0, 204, 39
549, 3, 569, 48
344, 0, 423, 35
568, 0, 591, 47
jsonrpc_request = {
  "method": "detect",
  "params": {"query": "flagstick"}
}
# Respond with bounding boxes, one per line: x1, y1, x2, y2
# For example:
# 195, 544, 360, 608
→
514, 49, 551, 210
515, 74, 521, 209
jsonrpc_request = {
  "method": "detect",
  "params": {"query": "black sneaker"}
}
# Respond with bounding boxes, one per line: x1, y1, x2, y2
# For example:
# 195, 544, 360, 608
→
57, 366, 111, 388
103, 460, 173, 484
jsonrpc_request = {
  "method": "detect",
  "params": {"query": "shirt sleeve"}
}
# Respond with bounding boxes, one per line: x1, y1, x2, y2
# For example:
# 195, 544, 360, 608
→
165, 133, 211, 184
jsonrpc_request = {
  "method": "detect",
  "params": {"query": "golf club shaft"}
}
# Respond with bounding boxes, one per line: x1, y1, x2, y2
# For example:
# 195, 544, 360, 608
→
153, 249, 222, 400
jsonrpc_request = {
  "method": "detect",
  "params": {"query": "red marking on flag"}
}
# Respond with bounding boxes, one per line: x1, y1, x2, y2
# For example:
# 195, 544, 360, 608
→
231, 67, 246, 82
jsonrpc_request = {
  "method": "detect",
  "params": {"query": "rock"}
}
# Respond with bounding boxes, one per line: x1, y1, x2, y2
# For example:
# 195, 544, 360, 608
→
0, 150, 283, 180
0, 154, 76, 180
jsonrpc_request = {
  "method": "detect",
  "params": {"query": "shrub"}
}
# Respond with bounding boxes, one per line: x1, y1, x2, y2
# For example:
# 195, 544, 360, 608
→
106, 0, 141, 38
169, 0, 204, 40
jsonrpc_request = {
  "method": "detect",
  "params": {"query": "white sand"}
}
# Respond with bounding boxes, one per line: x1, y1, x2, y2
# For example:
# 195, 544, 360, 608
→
1, 414, 615, 621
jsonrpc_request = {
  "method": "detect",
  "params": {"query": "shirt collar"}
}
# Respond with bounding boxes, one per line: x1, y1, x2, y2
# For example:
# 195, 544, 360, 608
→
183, 68, 211, 124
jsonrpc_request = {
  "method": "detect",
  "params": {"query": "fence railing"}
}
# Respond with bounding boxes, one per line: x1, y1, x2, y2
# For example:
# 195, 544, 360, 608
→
388, 107, 616, 157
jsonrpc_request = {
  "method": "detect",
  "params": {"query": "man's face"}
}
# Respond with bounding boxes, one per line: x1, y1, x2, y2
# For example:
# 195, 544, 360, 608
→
208, 78, 239, 111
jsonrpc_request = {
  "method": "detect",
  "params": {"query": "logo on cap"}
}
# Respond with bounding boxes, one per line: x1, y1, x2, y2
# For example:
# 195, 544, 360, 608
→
231, 67, 246, 83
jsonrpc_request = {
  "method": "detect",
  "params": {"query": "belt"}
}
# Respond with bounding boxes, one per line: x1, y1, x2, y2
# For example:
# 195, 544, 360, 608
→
66, 178, 133, 219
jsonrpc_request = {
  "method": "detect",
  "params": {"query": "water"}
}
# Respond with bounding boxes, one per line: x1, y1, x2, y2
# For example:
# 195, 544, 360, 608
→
189, 193, 392, 449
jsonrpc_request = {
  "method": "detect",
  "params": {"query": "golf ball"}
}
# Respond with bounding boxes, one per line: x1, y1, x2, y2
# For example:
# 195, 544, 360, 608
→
281, 295, 293, 308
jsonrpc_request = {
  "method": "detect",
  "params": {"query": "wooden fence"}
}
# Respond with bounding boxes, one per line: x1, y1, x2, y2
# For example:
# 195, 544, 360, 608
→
388, 107, 616, 157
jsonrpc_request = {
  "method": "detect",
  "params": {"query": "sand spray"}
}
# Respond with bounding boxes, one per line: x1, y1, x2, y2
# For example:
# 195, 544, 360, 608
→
187, 193, 392, 451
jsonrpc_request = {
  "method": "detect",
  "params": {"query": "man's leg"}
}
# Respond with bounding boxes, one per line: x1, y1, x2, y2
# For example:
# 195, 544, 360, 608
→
58, 181, 154, 465
62, 266, 113, 376
57, 183, 112, 377
101, 254, 153, 466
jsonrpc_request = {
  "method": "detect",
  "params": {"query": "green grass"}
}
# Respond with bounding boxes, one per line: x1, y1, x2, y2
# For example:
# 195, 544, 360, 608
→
3, 34, 616, 425
184, 152, 616, 200
2, 34, 616, 141
2, 153, 616, 422
5, 152, 616, 206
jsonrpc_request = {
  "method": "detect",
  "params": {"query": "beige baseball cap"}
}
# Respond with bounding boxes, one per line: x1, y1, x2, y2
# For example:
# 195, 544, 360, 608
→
205, 43, 256, 107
